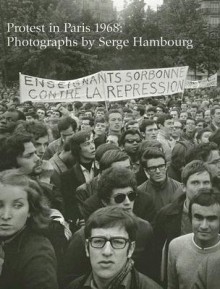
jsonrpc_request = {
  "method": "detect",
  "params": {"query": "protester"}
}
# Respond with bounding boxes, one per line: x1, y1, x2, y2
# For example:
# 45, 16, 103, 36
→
65, 207, 161, 289
154, 161, 212, 286
0, 169, 58, 289
167, 190, 220, 289
138, 148, 182, 214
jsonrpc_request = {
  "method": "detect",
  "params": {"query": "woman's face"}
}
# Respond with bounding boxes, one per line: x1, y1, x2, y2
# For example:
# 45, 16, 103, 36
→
0, 185, 30, 238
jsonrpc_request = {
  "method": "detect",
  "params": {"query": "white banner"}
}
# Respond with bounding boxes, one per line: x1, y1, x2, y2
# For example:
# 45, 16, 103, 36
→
20, 72, 106, 103
20, 66, 189, 103
185, 73, 217, 89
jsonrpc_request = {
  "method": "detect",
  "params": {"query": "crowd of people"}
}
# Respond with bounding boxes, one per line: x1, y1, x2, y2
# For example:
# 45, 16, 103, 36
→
0, 87, 220, 289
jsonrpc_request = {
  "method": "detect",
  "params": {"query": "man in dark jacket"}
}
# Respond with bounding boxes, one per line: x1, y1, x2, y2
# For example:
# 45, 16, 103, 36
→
63, 167, 157, 286
60, 131, 98, 224
66, 207, 161, 289
138, 148, 182, 215
153, 160, 212, 286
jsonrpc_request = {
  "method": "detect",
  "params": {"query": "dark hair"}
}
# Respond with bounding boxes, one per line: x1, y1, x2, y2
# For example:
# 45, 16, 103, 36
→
95, 144, 119, 163
157, 114, 173, 126
211, 106, 220, 116
196, 128, 212, 142
57, 116, 77, 132
0, 169, 50, 230
69, 131, 92, 160
181, 160, 211, 185
0, 133, 33, 171
107, 109, 123, 121
186, 117, 196, 124
94, 117, 106, 126
84, 206, 138, 241
53, 110, 62, 117
15, 120, 48, 141
209, 128, 220, 146
97, 167, 137, 202
125, 120, 139, 130
186, 142, 218, 163
189, 189, 220, 221
135, 104, 145, 116
7, 107, 26, 121
99, 150, 129, 172
81, 116, 94, 127
147, 107, 157, 113
138, 140, 162, 160
120, 129, 142, 146
141, 148, 166, 168
140, 119, 157, 133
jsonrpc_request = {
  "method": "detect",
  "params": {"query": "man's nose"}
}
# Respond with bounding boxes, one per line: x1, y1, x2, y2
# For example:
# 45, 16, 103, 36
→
39, 144, 46, 153
34, 153, 40, 162
200, 219, 209, 230
123, 195, 131, 205
102, 241, 113, 255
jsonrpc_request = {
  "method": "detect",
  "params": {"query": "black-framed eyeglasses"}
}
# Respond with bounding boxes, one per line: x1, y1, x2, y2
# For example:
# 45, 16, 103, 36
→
113, 192, 137, 204
88, 237, 130, 249
147, 164, 166, 173
125, 139, 141, 144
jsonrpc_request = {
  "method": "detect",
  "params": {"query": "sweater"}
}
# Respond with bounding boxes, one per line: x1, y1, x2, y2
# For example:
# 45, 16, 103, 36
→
191, 252, 220, 289
168, 233, 220, 289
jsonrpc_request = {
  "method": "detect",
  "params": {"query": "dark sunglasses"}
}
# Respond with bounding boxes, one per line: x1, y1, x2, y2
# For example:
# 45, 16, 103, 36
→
113, 192, 137, 204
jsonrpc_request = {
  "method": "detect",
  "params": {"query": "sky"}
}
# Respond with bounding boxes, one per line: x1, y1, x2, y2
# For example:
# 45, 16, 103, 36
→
113, 0, 164, 11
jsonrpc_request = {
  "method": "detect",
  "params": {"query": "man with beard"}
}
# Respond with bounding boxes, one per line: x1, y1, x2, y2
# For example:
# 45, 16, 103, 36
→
120, 129, 142, 173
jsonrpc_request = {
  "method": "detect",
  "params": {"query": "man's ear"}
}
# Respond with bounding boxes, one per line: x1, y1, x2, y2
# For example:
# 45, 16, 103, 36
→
85, 239, 90, 258
127, 241, 135, 259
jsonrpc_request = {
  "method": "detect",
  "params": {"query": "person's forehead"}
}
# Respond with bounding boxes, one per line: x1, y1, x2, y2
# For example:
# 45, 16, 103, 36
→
164, 119, 174, 125
147, 157, 165, 166
125, 133, 140, 140
82, 120, 90, 124
145, 124, 157, 131
112, 186, 134, 196
186, 119, 195, 124
192, 203, 220, 217
81, 134, 93, 145
22, 142, 36, 155
61, 126, 74, 135
37, 109, 45, 113
187, 171, 210, 183
0, 184, 28, 200
109, 113, 122, 119
174, 121, 182, 127
214, 109, 220, 114
91, 226, 129, 238
35, 135, 49, 144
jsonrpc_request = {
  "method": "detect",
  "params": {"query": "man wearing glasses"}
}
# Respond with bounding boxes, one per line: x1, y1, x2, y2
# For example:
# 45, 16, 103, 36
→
138, 148, 182, 214
67, 207, 161, 289
63, 167, 156, 286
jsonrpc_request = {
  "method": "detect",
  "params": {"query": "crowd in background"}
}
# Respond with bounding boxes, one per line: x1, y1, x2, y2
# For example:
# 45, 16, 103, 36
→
0, 86, 220, 289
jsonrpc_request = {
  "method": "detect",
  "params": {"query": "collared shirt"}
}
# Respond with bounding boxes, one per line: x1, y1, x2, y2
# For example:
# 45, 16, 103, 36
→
80, 162, 95, 183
